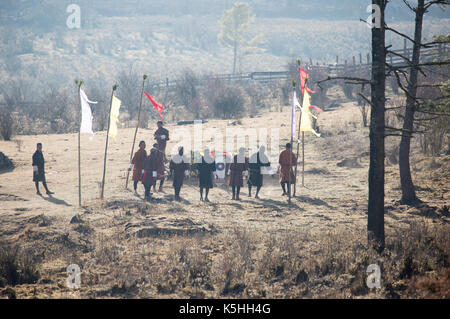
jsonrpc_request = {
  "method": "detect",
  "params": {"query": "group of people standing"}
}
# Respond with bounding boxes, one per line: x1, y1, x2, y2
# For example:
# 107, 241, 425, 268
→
32, 120, 298, 202
129, 121, 170, 199
130, 129, 297, 202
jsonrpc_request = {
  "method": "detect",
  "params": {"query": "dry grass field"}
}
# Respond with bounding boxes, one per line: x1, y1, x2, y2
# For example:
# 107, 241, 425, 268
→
0, 91, 449, 299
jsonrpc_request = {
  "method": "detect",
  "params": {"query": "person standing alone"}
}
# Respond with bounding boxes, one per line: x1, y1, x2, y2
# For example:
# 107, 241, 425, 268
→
278, 143, 296, 196
32, 143, 54, 195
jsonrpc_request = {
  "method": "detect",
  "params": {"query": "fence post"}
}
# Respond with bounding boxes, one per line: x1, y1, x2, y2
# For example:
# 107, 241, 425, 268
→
367, 53, 370, 64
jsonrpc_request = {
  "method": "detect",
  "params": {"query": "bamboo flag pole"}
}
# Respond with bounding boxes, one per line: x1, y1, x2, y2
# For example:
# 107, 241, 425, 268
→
300, 77, 309, 188
100, 84, 118, 200
289, 80, 296, 204
302, 131, 305, 187
75, 79, 83, 207
125, 74, 148, 189
294, 111, 302, 196
300, 75, 310, 188
294, 59, 302, 197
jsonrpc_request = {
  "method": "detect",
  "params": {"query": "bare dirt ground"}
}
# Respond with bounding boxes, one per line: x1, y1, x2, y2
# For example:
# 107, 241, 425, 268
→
0, 95, 449, 299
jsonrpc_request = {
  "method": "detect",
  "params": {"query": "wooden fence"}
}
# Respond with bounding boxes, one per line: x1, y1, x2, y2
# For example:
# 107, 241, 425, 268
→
151, 42, 447, 88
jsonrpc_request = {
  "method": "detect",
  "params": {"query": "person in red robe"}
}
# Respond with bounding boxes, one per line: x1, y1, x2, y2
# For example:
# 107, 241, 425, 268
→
278, 143, 296, 196
129, 141, 147, 196
228, 147, 248, 200
153, 143, 166, 192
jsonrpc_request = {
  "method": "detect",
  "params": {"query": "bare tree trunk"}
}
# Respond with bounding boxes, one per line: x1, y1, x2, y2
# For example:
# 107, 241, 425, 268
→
368, 0, 387, 252
399, 0, 425, 205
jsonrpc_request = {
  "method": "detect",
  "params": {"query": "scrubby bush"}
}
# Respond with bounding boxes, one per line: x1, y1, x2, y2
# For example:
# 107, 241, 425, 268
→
40, 88, 77, 134
175, 68, 202, 119
208, 83, 246, 120
117, 65, 142, 122
0, 243, 40, 287
0, 106, 15, 141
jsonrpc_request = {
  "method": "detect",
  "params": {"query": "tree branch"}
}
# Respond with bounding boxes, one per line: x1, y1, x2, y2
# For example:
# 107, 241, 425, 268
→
385, 26, 433, 48
316, 76, 370, 89
394, 61, 450, 69
387, 50, 427, 77
424, 0, 450, 10
358, 93, 373, 108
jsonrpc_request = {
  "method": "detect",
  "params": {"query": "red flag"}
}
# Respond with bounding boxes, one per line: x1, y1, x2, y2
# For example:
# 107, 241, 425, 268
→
299, 67, 316, 94
309, 105, 323, 112
143, 92, 164, 120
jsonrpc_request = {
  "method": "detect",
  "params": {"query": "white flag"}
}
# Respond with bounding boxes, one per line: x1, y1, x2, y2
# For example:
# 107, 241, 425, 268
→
79, 89, 97, 134
291, 90, 296, 137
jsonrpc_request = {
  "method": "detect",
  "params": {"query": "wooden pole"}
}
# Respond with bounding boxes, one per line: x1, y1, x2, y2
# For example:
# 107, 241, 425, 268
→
294, 62, 305, 197
100, 84, 117, 200
294, 110, 302, 196
125, 74, 147, 189
302, 131, 305, 187
76, 80, 83, 207
289, 80, 296, 204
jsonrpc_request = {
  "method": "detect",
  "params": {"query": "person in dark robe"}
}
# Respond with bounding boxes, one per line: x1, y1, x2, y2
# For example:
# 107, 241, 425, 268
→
195, 148, 216, 202
278, 143, 297, 196
248, 145, 271, 199
154, 121, 169, 158
229, 147, 248, 200
152, 143, 166, 192
169, 146, 190, 201
142, 148, 158, 200
32, 143, 54, 195
129, 141, 147, 195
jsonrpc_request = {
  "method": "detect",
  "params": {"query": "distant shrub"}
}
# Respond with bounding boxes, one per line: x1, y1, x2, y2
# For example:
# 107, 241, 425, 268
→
117, 65, 141, 121
176, 68, 201, 118
40, 88, 77, 134
244, 82, 266, 108
205, 79, 245, 119
0, 106, 15, 141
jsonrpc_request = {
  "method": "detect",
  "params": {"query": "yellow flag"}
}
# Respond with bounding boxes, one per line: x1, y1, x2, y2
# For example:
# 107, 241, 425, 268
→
300, 90, 312, 132
300, 90, 320, 137
109, 95, 121, 138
